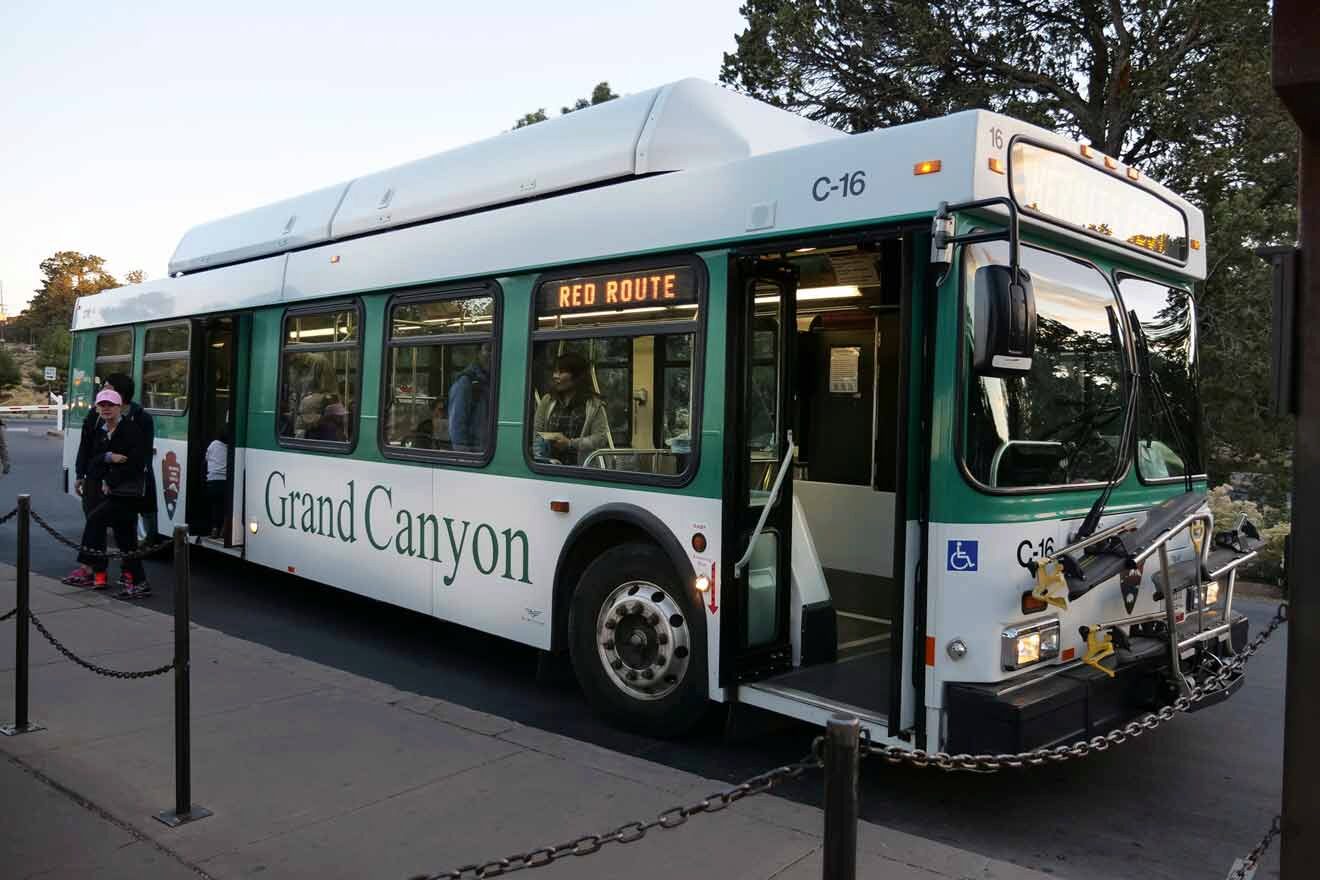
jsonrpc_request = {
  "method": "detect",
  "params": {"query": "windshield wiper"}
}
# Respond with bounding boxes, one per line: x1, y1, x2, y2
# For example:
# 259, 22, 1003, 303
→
1074, 306, 1140, 541
1130, 309, 1196, 495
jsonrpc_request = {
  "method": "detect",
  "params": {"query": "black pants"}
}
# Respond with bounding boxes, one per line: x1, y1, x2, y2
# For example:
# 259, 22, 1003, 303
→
78, 497, 146, 582
80, 479, 104, 518
206, 479, 227, 534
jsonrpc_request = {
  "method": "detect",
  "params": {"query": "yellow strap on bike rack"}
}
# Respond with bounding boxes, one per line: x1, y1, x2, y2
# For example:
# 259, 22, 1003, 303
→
1189, 520, 1205, 558
1081, 626, 1116, 678
1032, 558, 1069, 610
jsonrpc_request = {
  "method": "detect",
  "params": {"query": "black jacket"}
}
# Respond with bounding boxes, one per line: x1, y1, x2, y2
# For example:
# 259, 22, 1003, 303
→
85, 417, 148, 500
76, 403, 155, 479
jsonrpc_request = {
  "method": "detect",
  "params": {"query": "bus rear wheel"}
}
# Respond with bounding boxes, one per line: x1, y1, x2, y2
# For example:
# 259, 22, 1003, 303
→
569, 542, 707, 736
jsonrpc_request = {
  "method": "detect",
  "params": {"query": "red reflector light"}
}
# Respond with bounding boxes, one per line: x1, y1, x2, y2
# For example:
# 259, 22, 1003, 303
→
549, 500, 570, 513
287, 566, 296, 573
925, 636, 936, 667
1062, 647, 1076, 662
691, 532, 707, 553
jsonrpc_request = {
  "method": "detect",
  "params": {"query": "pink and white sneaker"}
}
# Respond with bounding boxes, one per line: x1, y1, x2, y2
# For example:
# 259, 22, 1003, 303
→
61, 568, 94, 588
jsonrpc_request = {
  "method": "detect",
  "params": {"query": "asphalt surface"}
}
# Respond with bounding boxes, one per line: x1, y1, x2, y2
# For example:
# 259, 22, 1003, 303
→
0, 420, 1287, 880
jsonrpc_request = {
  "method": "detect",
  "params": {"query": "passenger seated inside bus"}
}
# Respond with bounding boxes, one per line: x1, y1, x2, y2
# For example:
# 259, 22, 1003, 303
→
410, 398, 450, 449
527, 324, 696, 476
532, 351, 609, 465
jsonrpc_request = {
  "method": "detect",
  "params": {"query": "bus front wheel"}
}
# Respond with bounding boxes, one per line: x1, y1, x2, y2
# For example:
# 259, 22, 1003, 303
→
569, 542, 707, 736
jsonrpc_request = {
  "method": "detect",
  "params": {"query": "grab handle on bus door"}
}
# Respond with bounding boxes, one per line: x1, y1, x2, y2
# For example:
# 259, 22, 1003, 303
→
734, 430, 795, 579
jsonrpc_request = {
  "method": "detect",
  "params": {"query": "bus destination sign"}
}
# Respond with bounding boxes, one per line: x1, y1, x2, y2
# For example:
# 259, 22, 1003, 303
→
540, 266, 697, 315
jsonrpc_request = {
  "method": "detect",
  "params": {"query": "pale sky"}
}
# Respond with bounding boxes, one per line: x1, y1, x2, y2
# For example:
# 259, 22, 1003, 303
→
0, 0, 748, 313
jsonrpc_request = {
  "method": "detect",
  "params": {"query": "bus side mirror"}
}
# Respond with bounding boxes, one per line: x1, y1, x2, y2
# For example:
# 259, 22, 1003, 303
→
973, 265, 1036, 377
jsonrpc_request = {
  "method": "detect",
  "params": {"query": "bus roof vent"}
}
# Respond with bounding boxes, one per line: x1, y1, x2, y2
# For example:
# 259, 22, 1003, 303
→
167, 79, 843, 276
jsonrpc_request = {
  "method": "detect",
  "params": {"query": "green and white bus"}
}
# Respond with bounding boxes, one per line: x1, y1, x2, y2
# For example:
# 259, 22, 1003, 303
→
64, 79, 1259, 748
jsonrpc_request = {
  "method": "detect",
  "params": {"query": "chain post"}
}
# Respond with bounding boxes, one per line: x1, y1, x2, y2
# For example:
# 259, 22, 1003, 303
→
155, 526, 210, 827
822, 715, 860, 880
2, 495, 43, 737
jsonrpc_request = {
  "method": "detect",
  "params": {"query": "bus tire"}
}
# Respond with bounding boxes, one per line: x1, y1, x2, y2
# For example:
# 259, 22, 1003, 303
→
568, 541, 707, 737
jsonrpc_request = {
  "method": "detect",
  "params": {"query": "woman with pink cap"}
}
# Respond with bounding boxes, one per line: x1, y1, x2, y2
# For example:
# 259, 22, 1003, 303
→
76, 387, 151, 596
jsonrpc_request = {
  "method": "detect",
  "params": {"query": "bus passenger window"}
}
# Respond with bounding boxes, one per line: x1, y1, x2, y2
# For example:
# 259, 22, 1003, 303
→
278, 307, 360, 448
142, 323, 191, 413
382, 290, 498, 460
529, 263, 702, 479
94, 329, 133, 389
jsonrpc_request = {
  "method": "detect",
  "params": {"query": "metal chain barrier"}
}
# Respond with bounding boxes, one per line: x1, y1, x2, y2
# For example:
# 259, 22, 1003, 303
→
1227, 815, 1282, 880
408, 750, 823, 879
421, 606, 1289, 878
26, 609, 174, 679
1, 607, 15, 622
863, 604, 1289, 772
0, 506, 18, 527
28, 508, 170, 561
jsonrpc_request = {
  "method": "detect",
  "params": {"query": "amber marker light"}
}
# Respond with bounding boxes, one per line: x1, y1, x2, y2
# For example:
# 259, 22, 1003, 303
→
913, 159, 942, 175
1191, 239, 1202, 250
248, 521, 259, 535
1104, 156, 1118, 170
1079, 144, 1096, 159
329, 254, 340, 264
695, 575, 711, 593
549, 500, 570, 513
987, 157, 1006, 174
1126, 167, 1140, 181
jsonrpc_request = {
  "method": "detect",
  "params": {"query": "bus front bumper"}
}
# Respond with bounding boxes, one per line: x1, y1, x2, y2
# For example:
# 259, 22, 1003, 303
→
943, 613, 1249, 755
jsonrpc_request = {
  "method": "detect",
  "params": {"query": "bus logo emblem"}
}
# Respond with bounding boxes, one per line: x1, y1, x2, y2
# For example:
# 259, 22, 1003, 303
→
947, 540, 978, 572
161, 451, 181, 519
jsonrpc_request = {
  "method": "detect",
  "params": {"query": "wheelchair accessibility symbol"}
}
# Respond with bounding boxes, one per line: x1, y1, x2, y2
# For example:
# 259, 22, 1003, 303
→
947, 540, 978, 572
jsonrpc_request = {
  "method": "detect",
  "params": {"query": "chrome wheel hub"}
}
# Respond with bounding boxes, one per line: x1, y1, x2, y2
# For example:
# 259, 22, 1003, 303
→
596, 580, 690, 701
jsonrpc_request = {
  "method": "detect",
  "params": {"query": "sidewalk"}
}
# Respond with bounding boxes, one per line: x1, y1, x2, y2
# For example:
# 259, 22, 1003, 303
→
0, 562, 1051, 880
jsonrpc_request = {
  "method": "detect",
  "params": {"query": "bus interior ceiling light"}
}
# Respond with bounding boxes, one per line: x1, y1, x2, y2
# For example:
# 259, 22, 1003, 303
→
914, 159, 942, 175
755, 285, 862, 304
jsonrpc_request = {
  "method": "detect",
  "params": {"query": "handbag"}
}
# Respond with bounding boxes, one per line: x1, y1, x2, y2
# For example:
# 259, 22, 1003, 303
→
108, 472, 147, 498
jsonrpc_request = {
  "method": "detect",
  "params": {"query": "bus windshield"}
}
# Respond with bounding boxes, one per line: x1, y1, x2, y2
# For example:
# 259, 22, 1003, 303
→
962, 242, 1130, 490
1120, 276, 1203, 480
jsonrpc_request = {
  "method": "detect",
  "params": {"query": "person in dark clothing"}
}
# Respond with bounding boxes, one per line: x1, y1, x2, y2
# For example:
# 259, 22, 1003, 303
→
448, 343, 491, 452
77, 388, 151, 597
66, 373, 157, 586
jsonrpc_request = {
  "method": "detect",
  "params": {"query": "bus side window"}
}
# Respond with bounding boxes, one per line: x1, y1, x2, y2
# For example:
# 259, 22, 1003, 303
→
382, 290, 499, 461
277, 306, 361, 448
529, 262, 702, 479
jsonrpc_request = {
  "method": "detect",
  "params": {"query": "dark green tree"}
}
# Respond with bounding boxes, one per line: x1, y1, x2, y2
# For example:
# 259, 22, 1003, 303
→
11, 251, 119, 338
514, 82, 619, 129
722, 1, 1296, 489
0, 346, 20, 390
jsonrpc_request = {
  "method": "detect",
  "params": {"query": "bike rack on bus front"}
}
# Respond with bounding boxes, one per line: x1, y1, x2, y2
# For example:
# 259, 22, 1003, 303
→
1030, 503, 1260, 698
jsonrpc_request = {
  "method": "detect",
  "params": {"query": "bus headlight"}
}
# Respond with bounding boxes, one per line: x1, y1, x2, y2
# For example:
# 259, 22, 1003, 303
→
1001, 619, 1061, 671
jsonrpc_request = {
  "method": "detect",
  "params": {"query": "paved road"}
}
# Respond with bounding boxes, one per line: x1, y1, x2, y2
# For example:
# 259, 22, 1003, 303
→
0, 421, 1286, 880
